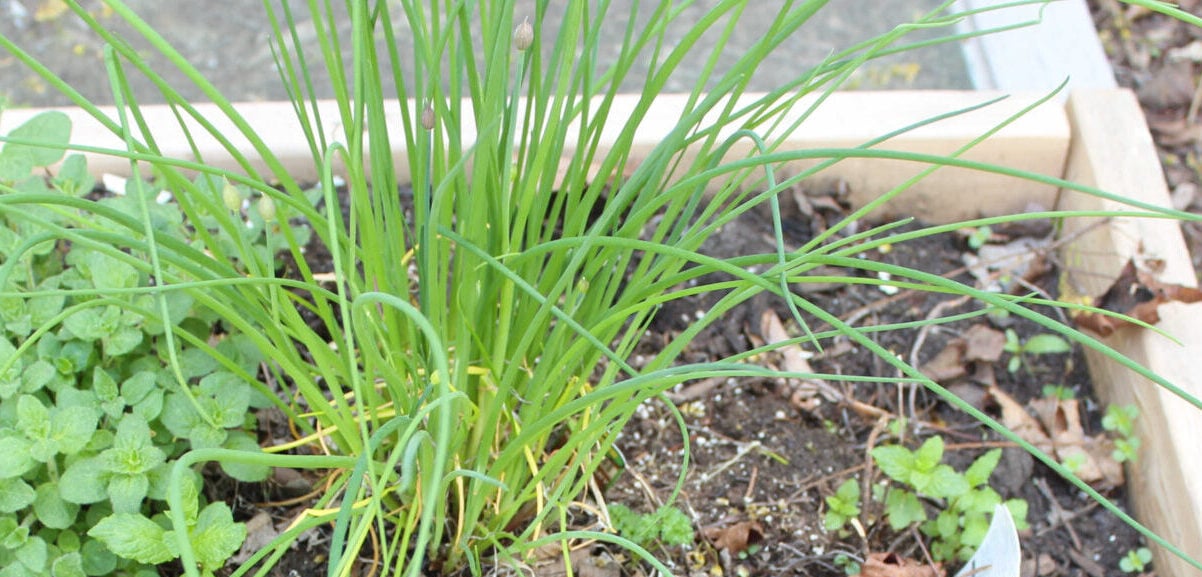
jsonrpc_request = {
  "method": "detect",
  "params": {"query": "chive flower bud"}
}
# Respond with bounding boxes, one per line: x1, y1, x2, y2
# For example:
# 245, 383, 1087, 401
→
514, 17, 533, 51
257, 194, 277, 223
221, 180, 242, 212
421, 103, 435, 130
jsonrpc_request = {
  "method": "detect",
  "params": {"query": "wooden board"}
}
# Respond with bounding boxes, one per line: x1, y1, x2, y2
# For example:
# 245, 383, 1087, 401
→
0, 91, 1068, 225
1056, 90, 1202, 577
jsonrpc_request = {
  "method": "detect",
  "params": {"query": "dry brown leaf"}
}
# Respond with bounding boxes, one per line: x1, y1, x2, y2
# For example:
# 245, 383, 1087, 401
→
991, 391, 1124, 489
988, 387, 1054, 454
1147, 114, 1202, 147
759, 310, 839, 412
1138, 61, 1197, 109
232, 512, 280, 564
702, 520, 763, 554
919, 339, 967, 382
963, 324, 1006, 363
575, 550, 621, 577
1071, 258, 1202, 336
860, 552, 944, 577
1021, 552, 1061, 577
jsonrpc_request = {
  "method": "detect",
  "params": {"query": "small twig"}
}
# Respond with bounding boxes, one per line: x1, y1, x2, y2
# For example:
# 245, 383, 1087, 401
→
743, 465, 759, 502
908, 294, 974, 418
1034, 477, 1084, 550
910, 525, 940, 574
1189, 71, 1202, 126
862, 416, 891, 527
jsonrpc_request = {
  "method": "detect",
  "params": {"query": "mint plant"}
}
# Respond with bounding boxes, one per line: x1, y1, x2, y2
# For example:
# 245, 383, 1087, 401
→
88, 478, 245, 577
1103, 404, 1141, 463
869, 436, 1028, 563
824, 479, 861, 532
0, 111, 297, 575
1003, 329, 1072, 373
1120, 547, 1153, 573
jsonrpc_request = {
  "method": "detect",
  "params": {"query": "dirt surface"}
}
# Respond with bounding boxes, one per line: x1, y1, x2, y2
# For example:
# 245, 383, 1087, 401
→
595, 181, 1144, 577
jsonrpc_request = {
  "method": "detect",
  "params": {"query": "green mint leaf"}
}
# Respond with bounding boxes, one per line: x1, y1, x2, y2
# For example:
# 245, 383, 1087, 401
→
219, 431, 269, 482
959, 512, 990, 549
964, 449, 1002, 488
1023, 334, 1071, 355
823, 510, 848, 532
0, 515, 27, 550
20, 359, 55, 395
138, 292, 194, 336
955, 487, 1001, 516
870, 445, 915, 483
29, 291, 65, 328
51, 405, 99, 456
935, 509, 959, 538
199, 371, 251, 429
921, 465, 969, 499
0, 111, 70, 180
1005, 499, 1029, 531
103, 326, 144, 357
51, 551, 86, 577
885, 489, 926, 531
177, 347, 220, 381
913, 436, 944, 472
0, 434, 36, 479
190, 502, 246, 570
0, 337, 21, 400
162, 392, 227, 449
106, 474, 150, 514
33, 482, 79, 529
121, 371, 158, 404
63, 306, 121, 342
80, 537, 118, 576
93, 367, 125, 418
835, 478, 860, 503
16, 394, 50, 439
53, 153, 94, 196
88, 513, 177, 565
14, 534, 47, 572
82, 251, 139, 292
58, 457, 108, 504
0, 478, 35, 513
107, 415, 165, 472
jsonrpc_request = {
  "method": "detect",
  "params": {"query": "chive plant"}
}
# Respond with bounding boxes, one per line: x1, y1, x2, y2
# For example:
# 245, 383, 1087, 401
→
1, 0, 1201, 576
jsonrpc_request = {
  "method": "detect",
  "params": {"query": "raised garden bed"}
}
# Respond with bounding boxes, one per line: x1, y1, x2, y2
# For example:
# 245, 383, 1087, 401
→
2, 88, 1199, 576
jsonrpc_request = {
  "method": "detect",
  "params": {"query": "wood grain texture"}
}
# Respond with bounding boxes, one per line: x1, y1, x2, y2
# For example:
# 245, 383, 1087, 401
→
0, 92, 1069, 223
1058, 89, 1202, 577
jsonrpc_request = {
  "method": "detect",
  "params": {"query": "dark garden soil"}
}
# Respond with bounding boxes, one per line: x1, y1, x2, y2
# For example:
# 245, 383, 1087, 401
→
594, 181, 1144, 577
226, 176, 1147, 577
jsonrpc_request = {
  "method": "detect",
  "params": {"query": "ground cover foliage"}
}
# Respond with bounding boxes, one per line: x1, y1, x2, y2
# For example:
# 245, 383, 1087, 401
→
0, 1, 1201, 576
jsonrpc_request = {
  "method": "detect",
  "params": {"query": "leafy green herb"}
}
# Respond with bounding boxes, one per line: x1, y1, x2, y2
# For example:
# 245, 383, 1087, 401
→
824, 479, 862, 532
609, 504, 695, 548
1120, 547, 1152, 573
1003, 329, 1072, 373
870, 439, 1029, 562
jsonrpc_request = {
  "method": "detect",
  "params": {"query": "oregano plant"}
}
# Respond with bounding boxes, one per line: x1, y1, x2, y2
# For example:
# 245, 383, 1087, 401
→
0, 111, 302, 575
